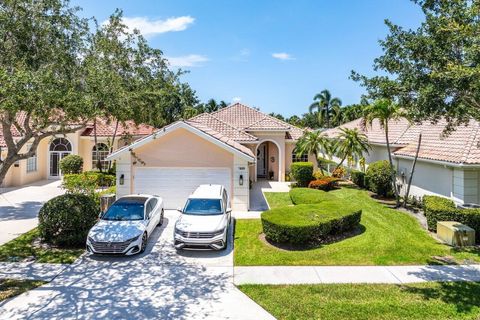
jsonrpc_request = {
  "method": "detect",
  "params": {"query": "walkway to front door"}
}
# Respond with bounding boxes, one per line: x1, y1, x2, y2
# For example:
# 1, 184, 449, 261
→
249, 180, 291, 211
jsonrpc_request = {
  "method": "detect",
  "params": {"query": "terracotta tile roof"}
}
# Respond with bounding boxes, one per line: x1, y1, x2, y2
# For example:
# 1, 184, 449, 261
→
189, 113, 258, 142
80, 118, 155, 137
324, 117, 480, 165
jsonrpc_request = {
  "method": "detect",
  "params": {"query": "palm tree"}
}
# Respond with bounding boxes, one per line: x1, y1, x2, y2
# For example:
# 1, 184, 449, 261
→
309, 89, 342, 128
334, 128, 370, 170
295, 131, 333, 174
362, 99, 403, 206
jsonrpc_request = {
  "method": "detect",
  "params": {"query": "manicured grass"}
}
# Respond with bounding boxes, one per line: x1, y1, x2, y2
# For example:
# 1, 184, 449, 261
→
264, 192, 294, 209
0, 228, 84, 264
0, 279, 46, 302
289, 187, 337, 204
234, 187, 480, 265
239, 282, 480, 320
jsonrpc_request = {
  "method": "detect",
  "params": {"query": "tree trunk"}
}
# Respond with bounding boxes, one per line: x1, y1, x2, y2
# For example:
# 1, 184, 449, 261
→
314, 150, 325, 175
385, 123, 400, 207
403, 133, 422, 208
108, 119, 119, 171
93, 118, 102, 172
334, 154, 348, 171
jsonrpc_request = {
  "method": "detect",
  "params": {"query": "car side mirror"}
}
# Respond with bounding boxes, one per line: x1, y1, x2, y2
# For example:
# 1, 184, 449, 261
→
98, 212, 103, 219
226, 208, 232, 214
176, 207, 182, 212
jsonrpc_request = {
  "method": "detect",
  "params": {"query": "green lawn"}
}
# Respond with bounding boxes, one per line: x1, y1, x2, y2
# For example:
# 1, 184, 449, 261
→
234, 187, 480, 265
0, 279, 46, 302
239, 282, 480, 320
0, 228, 84, 264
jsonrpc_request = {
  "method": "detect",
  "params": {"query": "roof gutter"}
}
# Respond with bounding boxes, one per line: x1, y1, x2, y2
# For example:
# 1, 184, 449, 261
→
393, 154, 480, 169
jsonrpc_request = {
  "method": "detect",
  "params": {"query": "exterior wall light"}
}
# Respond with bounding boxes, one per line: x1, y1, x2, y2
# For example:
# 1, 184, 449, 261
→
239, 174, 244, 186
119, 174, 125, 185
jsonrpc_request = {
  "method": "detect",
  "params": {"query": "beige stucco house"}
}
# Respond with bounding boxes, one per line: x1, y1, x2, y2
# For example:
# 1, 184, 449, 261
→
324, 117, 480, 205
0, 118, 155, 187
108, 103, 313, 210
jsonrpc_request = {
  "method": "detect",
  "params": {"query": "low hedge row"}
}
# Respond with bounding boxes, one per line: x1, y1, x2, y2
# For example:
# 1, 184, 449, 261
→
424, 195, 480, 242
350, 170, 366, 188
261, 203, 362, 244
290, 188, 337, 205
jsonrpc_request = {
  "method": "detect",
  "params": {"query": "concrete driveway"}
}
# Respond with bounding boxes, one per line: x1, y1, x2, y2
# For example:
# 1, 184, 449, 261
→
0, 180, 64, 245
0, 210, 274, 320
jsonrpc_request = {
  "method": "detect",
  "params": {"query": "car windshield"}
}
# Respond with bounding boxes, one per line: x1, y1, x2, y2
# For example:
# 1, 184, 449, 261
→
183, 199, 222, 215
101, 197, 146, 221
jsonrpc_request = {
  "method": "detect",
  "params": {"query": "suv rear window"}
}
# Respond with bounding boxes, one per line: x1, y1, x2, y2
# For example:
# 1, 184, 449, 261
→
183, 199, 222, 215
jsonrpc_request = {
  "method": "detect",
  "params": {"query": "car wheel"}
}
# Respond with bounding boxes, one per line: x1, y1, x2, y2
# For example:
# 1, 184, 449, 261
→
158, 209, 164, 226
140, 232, 148, 253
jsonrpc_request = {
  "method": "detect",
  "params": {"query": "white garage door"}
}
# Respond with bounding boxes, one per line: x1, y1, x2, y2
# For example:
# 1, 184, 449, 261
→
133, 167, 231, 209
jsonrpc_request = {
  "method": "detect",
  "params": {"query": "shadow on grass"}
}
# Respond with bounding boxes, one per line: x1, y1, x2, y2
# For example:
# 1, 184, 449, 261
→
401, 281, 480, 314
259, 224, 367, 252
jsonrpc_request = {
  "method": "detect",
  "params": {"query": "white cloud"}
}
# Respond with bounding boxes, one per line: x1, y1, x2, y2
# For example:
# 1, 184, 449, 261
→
232, 97, 242, 102
166, 54, 209, 67
121, 16, 194, 37
272, 52, 295, 60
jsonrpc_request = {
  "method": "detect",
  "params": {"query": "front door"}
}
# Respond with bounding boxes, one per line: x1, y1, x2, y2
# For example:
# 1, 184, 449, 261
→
49, 151, 71, 178
257, 144, 267, 178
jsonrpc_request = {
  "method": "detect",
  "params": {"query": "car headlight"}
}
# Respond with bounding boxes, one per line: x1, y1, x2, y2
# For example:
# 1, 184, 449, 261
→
126, 235, 141, 243
87, 236, 95, 243
174, 226, 183, 235
213, 228, 226, 236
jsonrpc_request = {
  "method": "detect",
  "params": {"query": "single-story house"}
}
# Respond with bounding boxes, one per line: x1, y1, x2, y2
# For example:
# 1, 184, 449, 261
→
107, 103, 313, 210
324, 118, 480, 205
0, 116, 155, 187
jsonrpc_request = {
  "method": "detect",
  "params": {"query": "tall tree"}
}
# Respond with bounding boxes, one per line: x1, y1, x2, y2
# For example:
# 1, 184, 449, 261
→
333, 128, 370, 170
352, 0, 480, 130
295, 131, 333, 174
362, 99, 404, 206
309, 89, 342, 128
0, 0, 90, 183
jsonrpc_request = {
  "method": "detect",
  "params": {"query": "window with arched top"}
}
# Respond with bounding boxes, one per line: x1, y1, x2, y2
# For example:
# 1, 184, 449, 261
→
49, 138, 72, 152
92, 143, 110, 171
292, 150, 308, 163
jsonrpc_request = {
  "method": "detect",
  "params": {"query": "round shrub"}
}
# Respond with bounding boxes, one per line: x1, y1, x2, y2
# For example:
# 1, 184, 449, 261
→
290, 188, 337, 205
261, 203, 362, 244
38, 194, 99, 247
332, 167, 346, 179
351, 170, 366, 188
308, 177, 340, 191
365, 160, 394, 197
290, 162, 314, 187
59, 154, 83, 174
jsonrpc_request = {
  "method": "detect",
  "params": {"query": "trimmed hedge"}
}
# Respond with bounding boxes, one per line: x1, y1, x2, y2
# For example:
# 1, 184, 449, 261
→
351, 170, 366, 188
261, 203, 362, 244
365, 160, 394, 197
290, 162, 314, 187
308, 177, 339, 191
59, 154, 83, 174
63, 171, 115, 195
290, 188, 338, 205
424, 195, 480, 243
38, 194, 99, 247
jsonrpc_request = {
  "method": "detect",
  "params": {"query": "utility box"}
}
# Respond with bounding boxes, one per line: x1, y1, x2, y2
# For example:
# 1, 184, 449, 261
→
437, 221, 475, 247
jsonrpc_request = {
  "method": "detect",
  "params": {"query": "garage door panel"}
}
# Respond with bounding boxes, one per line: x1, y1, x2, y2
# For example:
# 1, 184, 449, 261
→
134, 167, 231, 209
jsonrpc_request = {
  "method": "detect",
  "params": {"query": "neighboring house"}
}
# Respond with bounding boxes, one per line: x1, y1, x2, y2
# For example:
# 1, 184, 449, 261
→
107, 103, 313, 210
0, 117, 155, 187
324, 118, 480, 205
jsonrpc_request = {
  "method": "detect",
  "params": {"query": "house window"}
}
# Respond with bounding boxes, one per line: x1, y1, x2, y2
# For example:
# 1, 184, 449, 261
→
92, 143, 110, 171
26, 144, 37, 173
292, 151, 308, 163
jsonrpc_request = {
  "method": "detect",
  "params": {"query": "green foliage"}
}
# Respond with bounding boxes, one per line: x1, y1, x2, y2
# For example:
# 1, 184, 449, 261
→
351, 170, 366, 188
38, 194, 99, 247
295, 131, 333, 172
59, 155, 83, 174
62, 171, 115, 195
261, 203, 361, 244
365, 160, 394, 197
353, 1, 480, 127
290, 188, 338, 205
423, 196, 480, 243
290, 162, 314, 187
333, 127, 370, 169
98, 185, 116, 197
309, 89, 342, 128
308, 177, 340, 191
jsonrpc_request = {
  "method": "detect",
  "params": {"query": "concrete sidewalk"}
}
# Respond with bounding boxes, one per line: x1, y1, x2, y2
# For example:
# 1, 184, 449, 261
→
0, 262, 68, 282
234, 265, 480, 285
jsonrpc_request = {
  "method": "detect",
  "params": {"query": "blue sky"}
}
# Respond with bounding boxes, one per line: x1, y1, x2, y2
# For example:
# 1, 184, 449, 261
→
73, 0, 424, 117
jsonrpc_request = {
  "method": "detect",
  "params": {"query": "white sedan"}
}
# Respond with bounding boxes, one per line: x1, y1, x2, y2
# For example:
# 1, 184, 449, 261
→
86, 195, 164, 255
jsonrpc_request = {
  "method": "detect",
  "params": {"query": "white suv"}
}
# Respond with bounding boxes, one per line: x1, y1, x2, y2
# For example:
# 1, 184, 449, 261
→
174, 184, 231, 250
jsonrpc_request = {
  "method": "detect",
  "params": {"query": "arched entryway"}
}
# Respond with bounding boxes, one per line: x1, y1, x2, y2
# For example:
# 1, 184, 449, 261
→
48, 138, 72, 178
255, 140, 280, 181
